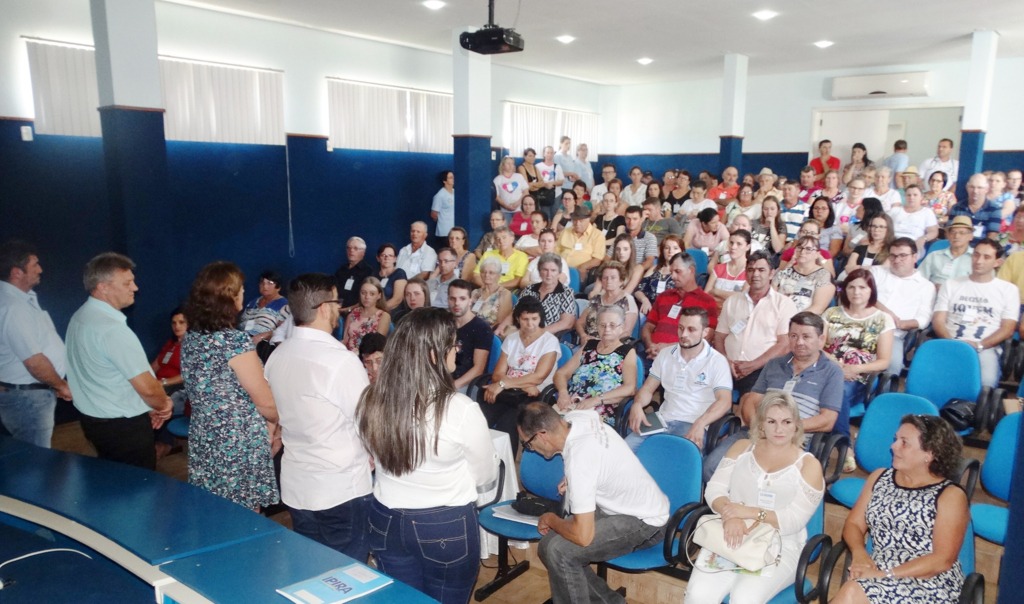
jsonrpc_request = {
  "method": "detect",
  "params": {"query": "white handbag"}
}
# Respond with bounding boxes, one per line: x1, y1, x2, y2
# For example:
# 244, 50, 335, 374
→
686, 514, 782, 572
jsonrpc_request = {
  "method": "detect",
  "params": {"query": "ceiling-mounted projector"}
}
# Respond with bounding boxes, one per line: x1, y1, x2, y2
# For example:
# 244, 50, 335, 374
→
460, 0, 524, 54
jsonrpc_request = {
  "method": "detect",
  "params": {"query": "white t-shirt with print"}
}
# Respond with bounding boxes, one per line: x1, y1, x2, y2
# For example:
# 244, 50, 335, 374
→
889, 206, 938, 240
935, 276, 1019, 343
867, 187, 902, 211
494, 173, 529, 210
679, 199, 718, 216
535, 161, 564, 187
563, 410, 670, 526
501, 330, 562, 389
650, 341, 732, 424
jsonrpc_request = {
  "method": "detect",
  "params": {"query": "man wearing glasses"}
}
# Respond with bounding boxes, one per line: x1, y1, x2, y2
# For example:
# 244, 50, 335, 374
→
429, 247, 459, 308
949, 173, 1002, 246
517, 402, 669, 604
264, 273, 373, 562
871, 238, 936, 375
589, 163, 617, 202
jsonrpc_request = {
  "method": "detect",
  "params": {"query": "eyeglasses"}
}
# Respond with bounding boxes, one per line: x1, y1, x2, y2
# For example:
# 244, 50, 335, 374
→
796, 246, 818, 253
597, 322, 622, 330
311, 299, 343, 309
520, 432, 540, 452
890, 252, 914, 260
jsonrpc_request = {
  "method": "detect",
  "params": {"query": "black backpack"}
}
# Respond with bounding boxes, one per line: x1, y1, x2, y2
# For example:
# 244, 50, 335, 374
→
940, 399, 975, 432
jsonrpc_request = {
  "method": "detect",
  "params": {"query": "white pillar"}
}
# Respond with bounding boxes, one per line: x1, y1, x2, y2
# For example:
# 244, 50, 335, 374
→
89, 0, 162, 109
452, 27, 491, 136
721, 54, 748, 138
962, 30, 998, 131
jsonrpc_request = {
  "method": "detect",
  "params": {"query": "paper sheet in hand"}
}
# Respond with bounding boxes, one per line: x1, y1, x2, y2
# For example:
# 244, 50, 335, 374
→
638, 411, 667, 435
277, 563, 393, 604
491, 504, 541, 526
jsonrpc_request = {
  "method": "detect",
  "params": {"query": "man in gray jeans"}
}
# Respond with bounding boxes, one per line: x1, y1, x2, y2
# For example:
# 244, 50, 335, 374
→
517, 402, 669, 604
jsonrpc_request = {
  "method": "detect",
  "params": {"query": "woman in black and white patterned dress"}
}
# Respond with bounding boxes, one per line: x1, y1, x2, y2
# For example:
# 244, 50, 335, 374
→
833, 414, 968, 604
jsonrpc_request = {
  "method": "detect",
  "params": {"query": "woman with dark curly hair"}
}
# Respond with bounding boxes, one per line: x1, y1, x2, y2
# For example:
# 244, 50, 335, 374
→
834, 415, 968, 604
181, 261, 281, 510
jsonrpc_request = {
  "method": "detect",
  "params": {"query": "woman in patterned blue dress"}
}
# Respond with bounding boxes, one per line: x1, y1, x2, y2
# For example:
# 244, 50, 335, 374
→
834, 414, 968, 604
552, 305, 638, 426
181, 262, 281, 511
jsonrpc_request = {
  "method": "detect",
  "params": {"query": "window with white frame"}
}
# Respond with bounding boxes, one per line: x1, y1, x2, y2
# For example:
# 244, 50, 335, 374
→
24, 38, 285, 145
502, 101, 599, 160
326, 79, 453, 154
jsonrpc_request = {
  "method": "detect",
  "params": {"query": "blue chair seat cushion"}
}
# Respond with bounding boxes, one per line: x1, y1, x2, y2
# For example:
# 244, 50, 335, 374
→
829, 478, 865, 509
970, 503, 1007, 545
167, 416, 190, 438
478, 501, 543, 542
605, 539, 676, 570
722, 578, 812, 603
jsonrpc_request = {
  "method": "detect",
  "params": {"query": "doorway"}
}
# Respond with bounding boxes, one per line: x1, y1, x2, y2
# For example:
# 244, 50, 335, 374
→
810, 105, 963, 168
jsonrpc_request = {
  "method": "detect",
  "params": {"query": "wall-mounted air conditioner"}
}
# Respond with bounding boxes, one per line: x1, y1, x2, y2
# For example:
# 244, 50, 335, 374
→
830, 71, 931, 100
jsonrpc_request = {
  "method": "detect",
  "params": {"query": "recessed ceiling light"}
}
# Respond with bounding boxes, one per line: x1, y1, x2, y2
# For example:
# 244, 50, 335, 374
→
813, 40, 834, 48
422, 1, 445, 10
556, 35, 575, 44
752, 10, 778, 20
637, 57, 653, 65
900, 79, 910, 83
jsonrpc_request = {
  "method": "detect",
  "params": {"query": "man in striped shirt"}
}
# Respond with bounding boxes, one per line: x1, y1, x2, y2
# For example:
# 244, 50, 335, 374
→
779, 181, 809, 238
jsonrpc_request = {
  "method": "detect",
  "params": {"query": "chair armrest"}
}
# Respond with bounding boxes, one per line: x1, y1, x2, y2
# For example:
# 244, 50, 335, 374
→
864, 372, 894, 407
817, 539, 851, 600
673, 504, 713, 569
959, 572, 985, 604
818, 433, 851, 486
806, 433, 827, 459
704, 413, 742, 457
478, 460, 506, 510
663, 501, 707, 565
539, 385, 558, 405
469, 375, 492, 405
614, 399, 634, 438
982, 387, 1005, 434
795, 533, 832, 604
973, 387, 993, 433
954, 457, 980, 502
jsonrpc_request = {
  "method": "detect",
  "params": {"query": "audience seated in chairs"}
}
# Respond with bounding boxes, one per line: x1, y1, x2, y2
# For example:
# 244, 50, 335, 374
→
555, 204, 607, 274
844, 213, 894, 277
685, 392, 824, 604
592, 234, 645, 297
870, 238, 935, 375
705, 229, 751, 307
832, 415, 968, 604
753, 195, 789, 255
341, 277, 391, 353
779, 220, 837, 278
520, 229, 571, 288
358, 332, 386, 384
472, 256, 514, 335
576, 261, 639, 347
389, 276, 429, 326
919, 216, 974, 289
181, 261, 280, 511
640, 252, 719, 371
594, 192, 626, 255
396, 221, 437, 282
553, 304, 638, 428
634, 234, 683, 315
509, 194, 538, 240
447, 279, 492, 394
506, 252, 576, 337
514, 207, 550, 258
374, 243, 407, 310
446, 226, 477, 282
516, 402, 669, 604
479, 298, 561, 456
358, 308, 499, 604
890, 184, 940, 252
240, 270, 290, 345
684, 208, 730, 253
773, 234, 836, 313
428, 247, 459, 309
474, 226, 529, 290
334, 236, 373, 311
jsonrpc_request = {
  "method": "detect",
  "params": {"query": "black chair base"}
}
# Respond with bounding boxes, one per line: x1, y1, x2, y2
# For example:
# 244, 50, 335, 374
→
475, 537, 530, 602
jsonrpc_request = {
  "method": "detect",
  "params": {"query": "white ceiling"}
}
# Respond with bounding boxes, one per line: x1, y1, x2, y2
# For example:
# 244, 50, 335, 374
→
168, 0, 1024, 85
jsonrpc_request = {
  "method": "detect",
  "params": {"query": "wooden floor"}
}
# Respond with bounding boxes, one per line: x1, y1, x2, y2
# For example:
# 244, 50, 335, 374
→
49, 422, 1004, 604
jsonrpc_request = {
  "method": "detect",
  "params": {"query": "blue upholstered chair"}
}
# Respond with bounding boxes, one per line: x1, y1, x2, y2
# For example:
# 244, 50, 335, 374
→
970, 411, 1021, 547
902, 339, 997, 438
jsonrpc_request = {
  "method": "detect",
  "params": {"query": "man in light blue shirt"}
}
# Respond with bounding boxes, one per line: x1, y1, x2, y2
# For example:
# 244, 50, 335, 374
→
0, 241, 71, 448
881, 140, 909, 187
430, 170, 455, 243
66, 253, 172, 469
553, 136, 580, 194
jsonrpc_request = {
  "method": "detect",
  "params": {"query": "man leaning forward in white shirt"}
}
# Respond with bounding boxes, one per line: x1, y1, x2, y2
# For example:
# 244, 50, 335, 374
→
264, 273, 373, 562
518, 402, 669, 604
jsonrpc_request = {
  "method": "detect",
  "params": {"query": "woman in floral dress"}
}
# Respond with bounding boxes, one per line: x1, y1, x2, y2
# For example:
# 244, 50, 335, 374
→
181, 261, 281, 510
342, 277, 390, 352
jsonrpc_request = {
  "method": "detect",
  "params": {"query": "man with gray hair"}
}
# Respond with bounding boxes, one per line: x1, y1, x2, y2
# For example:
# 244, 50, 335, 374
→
949, 173, 1002, 245
65, 253, 172, 469
264, 273, 373, 561
334, 236, 372, 310
396, 222, 437, 281
0, 240, 71, 448
429, 247, 459, 308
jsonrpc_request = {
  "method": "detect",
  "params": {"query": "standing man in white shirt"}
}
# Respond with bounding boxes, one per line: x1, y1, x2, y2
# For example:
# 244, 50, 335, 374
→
933, 239, 1019, 388
919, 138, 960, 192
553, 136, 579, 195
519, 402, 669, 604
396, 221, 437, 281
575, 143, 594, 191
870, 238, 936, 375
0, 241, 71, 447
264, 273, 373, 561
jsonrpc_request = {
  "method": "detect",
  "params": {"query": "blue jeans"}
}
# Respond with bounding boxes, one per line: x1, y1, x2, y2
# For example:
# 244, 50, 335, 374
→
0, 388, 56, 448
289, 494, 372, 563
367, 498, 480, 604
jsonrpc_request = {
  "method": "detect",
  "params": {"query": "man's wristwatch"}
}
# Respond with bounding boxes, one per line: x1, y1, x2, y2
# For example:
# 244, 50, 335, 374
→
161, 378, 167, 386
976, 342, 984, 352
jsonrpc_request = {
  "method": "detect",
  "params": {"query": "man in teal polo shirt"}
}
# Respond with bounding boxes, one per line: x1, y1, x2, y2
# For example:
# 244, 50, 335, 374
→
66, 253, 172, 469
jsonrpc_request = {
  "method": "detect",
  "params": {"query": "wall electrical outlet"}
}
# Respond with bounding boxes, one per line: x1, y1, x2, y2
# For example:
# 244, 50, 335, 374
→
326, 140, 333, 152
491, 150, 496, 160
21, 126, 33, 141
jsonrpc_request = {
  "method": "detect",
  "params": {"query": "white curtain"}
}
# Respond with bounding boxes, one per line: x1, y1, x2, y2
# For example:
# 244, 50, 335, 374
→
24, 38, 285, 145
25, 40, 102, 137
503, 101, 599, 160
328, 79, 453, 154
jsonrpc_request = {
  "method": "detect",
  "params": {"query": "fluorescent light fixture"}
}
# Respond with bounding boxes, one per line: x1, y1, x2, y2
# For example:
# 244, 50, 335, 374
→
422, 1, 446, 9
814, 40, 834, 48
637, 57, 653, 65
556, 35, 575, 44
752, 10, 778, 20
900, 79, 910, 83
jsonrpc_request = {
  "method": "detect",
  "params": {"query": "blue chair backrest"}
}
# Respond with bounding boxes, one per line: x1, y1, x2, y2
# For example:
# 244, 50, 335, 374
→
635, 353, 645, 387
905, 340, 981, 406
856, 394, 939, 472
511, 294, 519, 308
687, 249, 709, 276
557, 343, 573, 369
1017, 379, 1024, 398
632, 314, 645, 340
981, 412, 1021, 501
927, 239, 951, 256
521, 450, 564, 501
575, 298, 590, 319
486, 335, 503, 374
634, 435, 702, 511
808, 500, 824, 537
569, 268, 581, 293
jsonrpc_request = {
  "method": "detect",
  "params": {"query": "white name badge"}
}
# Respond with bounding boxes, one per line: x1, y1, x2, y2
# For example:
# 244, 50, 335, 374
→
962, 307, 978, 322
757, 491, 777, 511
344, 278, 354, 291
673, 372, 689, 390
701, 247, 710, 254
472, 301, 483, 313
782, 379, 798, 393
381, 277, 389, 288
667, 304, 682, 319
656, 280, 667, 294
243, 320, 256, 333
574, 243, 583, 251
863, 257, 873, 266
521, 222, 528, 232
973, 224, 985, 239
162, 351, 174, 363
501, 262, 510, 274
940, 262, 955, 277
730, 320, 747, 335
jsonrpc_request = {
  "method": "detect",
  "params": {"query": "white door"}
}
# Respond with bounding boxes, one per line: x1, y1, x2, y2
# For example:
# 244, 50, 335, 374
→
884, 121, 907, 155
811, 110, 891, 170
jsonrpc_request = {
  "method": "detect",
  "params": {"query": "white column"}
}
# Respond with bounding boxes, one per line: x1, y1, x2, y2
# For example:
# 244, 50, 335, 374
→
720, 54, 748, 137
89, 0, 162, 109
961, 30, 999, 132
452, 27, 491, 136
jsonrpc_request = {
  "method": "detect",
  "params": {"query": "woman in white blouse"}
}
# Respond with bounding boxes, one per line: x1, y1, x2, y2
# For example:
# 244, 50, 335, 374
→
494, 155, 529, 223
621, 165, 648, 207
685, 392, 825, 604
358, 308, 499, 604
